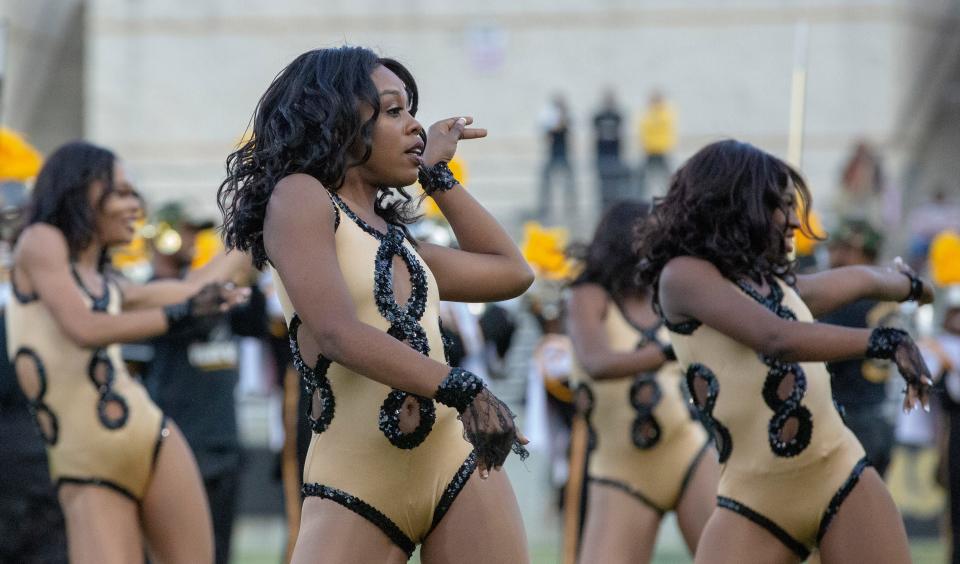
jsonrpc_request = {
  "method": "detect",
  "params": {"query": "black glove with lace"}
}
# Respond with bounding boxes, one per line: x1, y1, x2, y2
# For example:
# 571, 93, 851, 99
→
866, 327, 932, 411
435, 367, 529, 474
163, 282, 226, 333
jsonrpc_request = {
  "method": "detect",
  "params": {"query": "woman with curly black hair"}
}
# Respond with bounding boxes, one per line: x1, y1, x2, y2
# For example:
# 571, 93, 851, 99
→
567, 201, 717, 563
7, 141, 249, 563
217, 47, 534, 563
636, 139, 933, 564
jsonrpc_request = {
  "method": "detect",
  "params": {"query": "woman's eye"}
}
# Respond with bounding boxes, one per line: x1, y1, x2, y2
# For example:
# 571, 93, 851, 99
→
387, 107, 402, 116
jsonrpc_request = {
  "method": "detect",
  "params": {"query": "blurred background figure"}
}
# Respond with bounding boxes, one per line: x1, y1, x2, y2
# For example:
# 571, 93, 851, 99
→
592, 88, 628, 210
833, 140, 887, 228
637, 90, 676, 199
822, 219, 898, 476
0, 129, 68, 564
906, 189, 960, 270
139, 202, 265, 564
538, 93, 576, 223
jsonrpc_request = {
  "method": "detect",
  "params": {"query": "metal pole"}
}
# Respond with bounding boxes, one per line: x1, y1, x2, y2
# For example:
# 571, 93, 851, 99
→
787, 21, 809, 168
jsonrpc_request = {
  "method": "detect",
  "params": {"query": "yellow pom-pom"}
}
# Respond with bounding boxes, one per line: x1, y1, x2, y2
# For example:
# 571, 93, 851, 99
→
929, 230, 960, 287
191, 228, 224, 270
521, 222, 576, 281
0, 128, 43, 182
794, 205, 826, 257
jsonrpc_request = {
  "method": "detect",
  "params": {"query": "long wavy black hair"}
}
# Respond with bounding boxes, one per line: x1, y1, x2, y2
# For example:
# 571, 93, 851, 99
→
217, 46, 421, 268
636, 139, 816, 288
27, 140, 116, 260
571, 200, 651, 301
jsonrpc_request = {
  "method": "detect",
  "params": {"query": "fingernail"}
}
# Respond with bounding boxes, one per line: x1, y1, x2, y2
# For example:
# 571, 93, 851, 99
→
456, 117, 466, 125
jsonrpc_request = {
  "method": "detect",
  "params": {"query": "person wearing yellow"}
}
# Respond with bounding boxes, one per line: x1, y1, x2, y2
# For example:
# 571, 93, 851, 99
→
638, 91, 677, 198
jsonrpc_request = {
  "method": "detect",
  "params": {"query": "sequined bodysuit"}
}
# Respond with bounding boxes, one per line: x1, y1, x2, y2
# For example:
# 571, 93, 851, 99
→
665, 276, 867, 558
6, 269, 168, 501
571, 295, 710, 513
272, 191, 474, 557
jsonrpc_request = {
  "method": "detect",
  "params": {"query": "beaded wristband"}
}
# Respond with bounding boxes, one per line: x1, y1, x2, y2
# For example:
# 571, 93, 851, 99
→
418, 162, 459, 194
901, 271, 924, 303
434, 367, 485, 414
865, 327, 908, 360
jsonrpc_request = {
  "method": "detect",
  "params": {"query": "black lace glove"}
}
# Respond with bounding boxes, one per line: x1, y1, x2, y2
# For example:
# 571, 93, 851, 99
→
163, 282, 226, 333
435, 368, 529, 476
866, 327, 932, 412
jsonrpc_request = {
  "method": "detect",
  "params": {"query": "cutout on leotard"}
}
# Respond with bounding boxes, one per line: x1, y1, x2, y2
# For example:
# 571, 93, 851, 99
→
629, 375, 663, 449
288, 315, 336, 434
34, 406, 59, 444
397, 395, 422, 434
686, 363, 733, 462
14, 350, 44, 401
98, 394, 129, 429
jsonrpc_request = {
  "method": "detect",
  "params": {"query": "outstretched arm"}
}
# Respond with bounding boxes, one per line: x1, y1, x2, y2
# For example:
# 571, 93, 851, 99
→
795, 260, 933, 317
566, 283, 667, 380
659, 256, 931, 409
118, 250, 252, 310
415, 117, 534, 302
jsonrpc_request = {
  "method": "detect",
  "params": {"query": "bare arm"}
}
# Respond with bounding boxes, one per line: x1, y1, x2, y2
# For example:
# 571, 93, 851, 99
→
566, 283, 667, 380
118, 250, 252, 310
415, 116, 534, 303
795, 263, 934, 318
264, 174, 451, 398
16, 224, 169, 347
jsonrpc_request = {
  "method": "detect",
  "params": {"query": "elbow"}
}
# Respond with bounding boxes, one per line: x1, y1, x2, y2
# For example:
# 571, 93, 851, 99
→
312, 324, 351, 364
512, 262, 536, 295
64, 326, 103, 349
755, 329, 795, 363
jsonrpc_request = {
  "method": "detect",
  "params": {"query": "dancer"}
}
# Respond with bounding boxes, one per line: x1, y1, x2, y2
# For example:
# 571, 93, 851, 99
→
567, 201, 716, 563
636, 140, 933, 564
218, 47, 534, 563
7, 141, 249, 564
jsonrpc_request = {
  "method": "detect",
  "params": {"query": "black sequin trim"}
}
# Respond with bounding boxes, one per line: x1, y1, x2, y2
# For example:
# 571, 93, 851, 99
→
439, 317, 454, 365
717, 496, 810, 559
71, 266, 110, 312
418, 161, 460, 194
662, 317, 702, 335
736, 276, 813, 458
429, 452, 478, 534
302, 483, 415, 557
10, 268, 38, 303
685, 363, 732, 463
629, 374, 663, 449
331, 193, 437, 449
576, 382, 600, 450
58, 477, 139, 503
87, 350, 129, 430
151, 416, 169, 470
865, 327, 906, 361
589, 477, 666, 515
288, 315, 336, 434
15, 347, 58, 446
435, 367, 485, 414
676, 438, 712, 506
816, 457, 870, 544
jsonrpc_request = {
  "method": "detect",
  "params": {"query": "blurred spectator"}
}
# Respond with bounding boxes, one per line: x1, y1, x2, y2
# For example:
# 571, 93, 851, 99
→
637, 90, 677, 198
833, 140, 886, 228
538, 93, 576, 222
593, 89, 628, 209
907, 190, 960, 270
141, 202, 265, 564
922, 286, 960, 564
821, 219, 898, 476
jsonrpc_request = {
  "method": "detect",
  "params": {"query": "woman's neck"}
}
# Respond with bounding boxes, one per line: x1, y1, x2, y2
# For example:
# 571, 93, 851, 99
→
337, 175, 379, 211
74, 242, 103, 272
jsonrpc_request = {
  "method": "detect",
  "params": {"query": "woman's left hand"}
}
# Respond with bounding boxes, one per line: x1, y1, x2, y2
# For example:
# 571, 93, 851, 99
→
422, 116, 487, 167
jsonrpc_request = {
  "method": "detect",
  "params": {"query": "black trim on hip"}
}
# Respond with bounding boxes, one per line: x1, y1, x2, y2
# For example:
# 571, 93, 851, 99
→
589, 477, 666, 516
816, 456, 871, 544
717, 495, 810, 560
151, 416, 170, 470
428, 452, 479, 535
302, 483, 416, 558
58, 477, 139, 503
676, 438, 713, 506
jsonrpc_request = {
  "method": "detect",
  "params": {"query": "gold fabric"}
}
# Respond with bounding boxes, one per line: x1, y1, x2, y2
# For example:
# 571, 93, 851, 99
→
668, 278, 865, 548
6, 279, 165, 500
571, 300, 708, 511
272, 202, 472, 544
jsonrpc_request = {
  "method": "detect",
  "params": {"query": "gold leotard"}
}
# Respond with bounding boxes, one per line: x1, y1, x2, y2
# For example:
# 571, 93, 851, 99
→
571, 297, 709, 513
6, 269, 167, 501
272, 192, 474, 557
666, 276, 867, 559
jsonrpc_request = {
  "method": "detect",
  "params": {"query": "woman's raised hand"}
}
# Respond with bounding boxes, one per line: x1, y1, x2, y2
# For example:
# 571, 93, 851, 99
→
422, 116, 487, 167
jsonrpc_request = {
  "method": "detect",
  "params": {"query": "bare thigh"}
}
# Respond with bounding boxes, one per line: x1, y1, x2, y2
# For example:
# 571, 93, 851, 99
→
578, 483, 661, 564
59, 483, 144, 564
291, 497, 409, 564
140, 421, 214, 564
675, 448, 721, 554
694, 507, 800, 564
818, 468, 910, 564
421, 468, 529, 564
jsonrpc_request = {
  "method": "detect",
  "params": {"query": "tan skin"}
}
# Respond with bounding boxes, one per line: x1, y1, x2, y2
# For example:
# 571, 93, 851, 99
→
658, 189, 933, 564
567, 284, 719, 563
12, 162, 249, 564
267, 65, 533, 564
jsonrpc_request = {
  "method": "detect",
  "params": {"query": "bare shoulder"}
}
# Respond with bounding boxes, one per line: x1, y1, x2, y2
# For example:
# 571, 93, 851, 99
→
568, 282, 609, 318
15, 223, 69, 264
659, 256, 721, 290
265, 174, 338, 233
